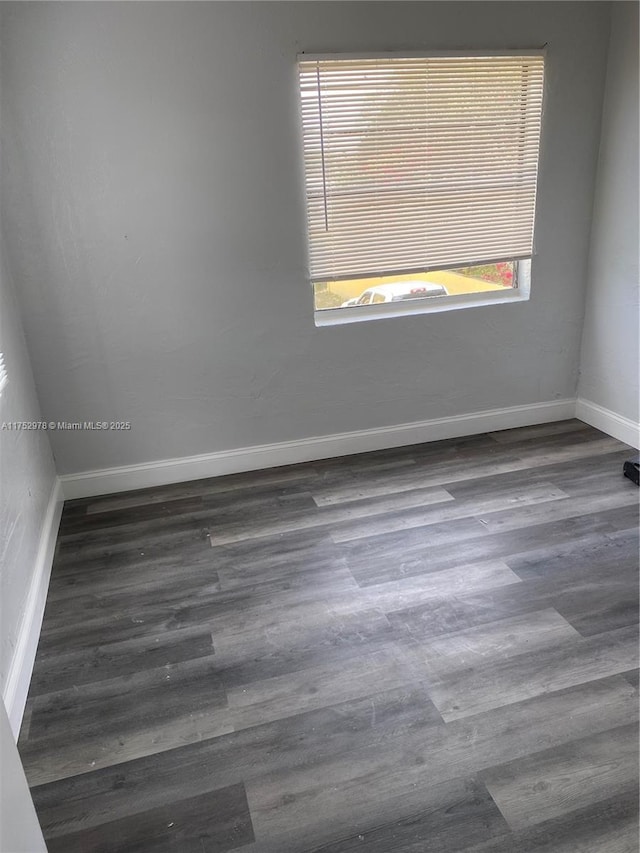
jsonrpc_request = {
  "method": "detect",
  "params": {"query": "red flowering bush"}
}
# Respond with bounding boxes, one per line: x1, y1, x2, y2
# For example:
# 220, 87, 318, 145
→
457, 262, 515, 287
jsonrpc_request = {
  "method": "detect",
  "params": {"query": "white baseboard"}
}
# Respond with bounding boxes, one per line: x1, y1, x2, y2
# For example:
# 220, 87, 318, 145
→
575, 398, 640, 449
61, 399, 576, 500
3, 479, 63, 738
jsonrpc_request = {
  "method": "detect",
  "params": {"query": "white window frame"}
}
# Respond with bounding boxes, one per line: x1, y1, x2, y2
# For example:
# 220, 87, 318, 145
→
297, 50, 545, 326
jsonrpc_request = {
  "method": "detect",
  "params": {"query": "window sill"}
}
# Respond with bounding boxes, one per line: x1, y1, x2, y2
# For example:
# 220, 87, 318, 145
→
314, 286, 530, 327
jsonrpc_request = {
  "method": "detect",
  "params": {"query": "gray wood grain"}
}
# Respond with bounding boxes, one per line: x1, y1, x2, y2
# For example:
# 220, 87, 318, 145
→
481, 724, 639, 830
19, 421, 639, 852
429, 624, 639, 721
28, 627, 214, 695
45, 782, 254, 853
411, 608, 581, 679
460, 789, 639, 853
330, 482, 568, 543
208, 486, 455, 547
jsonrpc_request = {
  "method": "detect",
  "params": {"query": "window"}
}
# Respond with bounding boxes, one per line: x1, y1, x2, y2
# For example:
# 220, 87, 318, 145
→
298, 52, 544, 323
0, 353, 6, 396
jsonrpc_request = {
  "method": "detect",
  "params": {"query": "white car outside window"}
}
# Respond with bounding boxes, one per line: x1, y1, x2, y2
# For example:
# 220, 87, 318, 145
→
342, 281, 448, 308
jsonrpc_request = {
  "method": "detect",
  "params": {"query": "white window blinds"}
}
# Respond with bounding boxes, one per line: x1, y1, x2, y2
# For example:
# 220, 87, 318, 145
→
298, 53, 545, 283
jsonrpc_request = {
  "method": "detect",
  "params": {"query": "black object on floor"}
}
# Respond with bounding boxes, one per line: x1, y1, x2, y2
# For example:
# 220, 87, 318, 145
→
623, 455, 640, 486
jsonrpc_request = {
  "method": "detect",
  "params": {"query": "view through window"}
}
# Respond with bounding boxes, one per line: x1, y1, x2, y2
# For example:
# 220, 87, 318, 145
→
314, 261, 520, 310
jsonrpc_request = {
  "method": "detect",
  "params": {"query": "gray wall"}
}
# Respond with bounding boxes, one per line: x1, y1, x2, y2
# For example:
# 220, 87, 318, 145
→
0, 232, 57, 696
578, 2, 639, 423
0, 44, 56, 853
0, 700, 47, 852
1, 2, 610, 475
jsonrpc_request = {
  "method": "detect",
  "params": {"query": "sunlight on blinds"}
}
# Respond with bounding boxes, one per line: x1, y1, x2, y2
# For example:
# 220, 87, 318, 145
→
299, 54, 545, 283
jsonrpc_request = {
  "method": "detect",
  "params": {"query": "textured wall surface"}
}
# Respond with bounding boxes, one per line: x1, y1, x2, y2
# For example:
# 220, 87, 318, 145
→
0, 236, 56, 694
1, 2, 610, 475
578, 1, 639, 423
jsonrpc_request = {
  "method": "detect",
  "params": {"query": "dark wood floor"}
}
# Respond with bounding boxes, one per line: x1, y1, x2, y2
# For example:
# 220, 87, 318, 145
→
19, 420, 639, 853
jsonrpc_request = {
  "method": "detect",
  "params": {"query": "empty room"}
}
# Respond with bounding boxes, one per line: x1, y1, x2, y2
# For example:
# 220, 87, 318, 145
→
0, 1, 639, 851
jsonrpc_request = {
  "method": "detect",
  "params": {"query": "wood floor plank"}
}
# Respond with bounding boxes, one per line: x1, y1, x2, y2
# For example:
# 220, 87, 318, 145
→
38, 566, 223, 635
55, 520, 213, 564
31, 685, 442, 838
247, 771, 506, 853
312, 434, 624, 507
304, 448, 420, 476
329, 482, 568, 543
386, 554, 638, 642
45, 546, 218, 603
505, 526, 639, 581
487, 419, 592, 444
410, 608, 581, 679
227, 645, 411, 731
550, 462, 639, 499
211, 609, 397, 690
548, 574, 640, 637
242, 679, 637, 852
28, 627, 214, 695
203, 562, 521, 649
344, 508, 629, 587
59, 495, 207, 535
508, 434, 629, 466
208, 528, 345, 576
428, 624, 639, 722
35, 586, 231, 653
46, 781, 254, 853
20, 656, 231, 785
56, 508, 219, 548
459, 788, 639, 853
352, 560, 523, 616
84, 465, 321, 515
435, 675, 639, 777
311, 456, 525, 506
47, 533, 214, 583
481, 724, 639, 831
26, 655, 226, 742
21, 705, 235, 788
476, 489, 639, 535
293, 778, 508, 853
208, 486, 455, 547
443, 449, 630, 503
